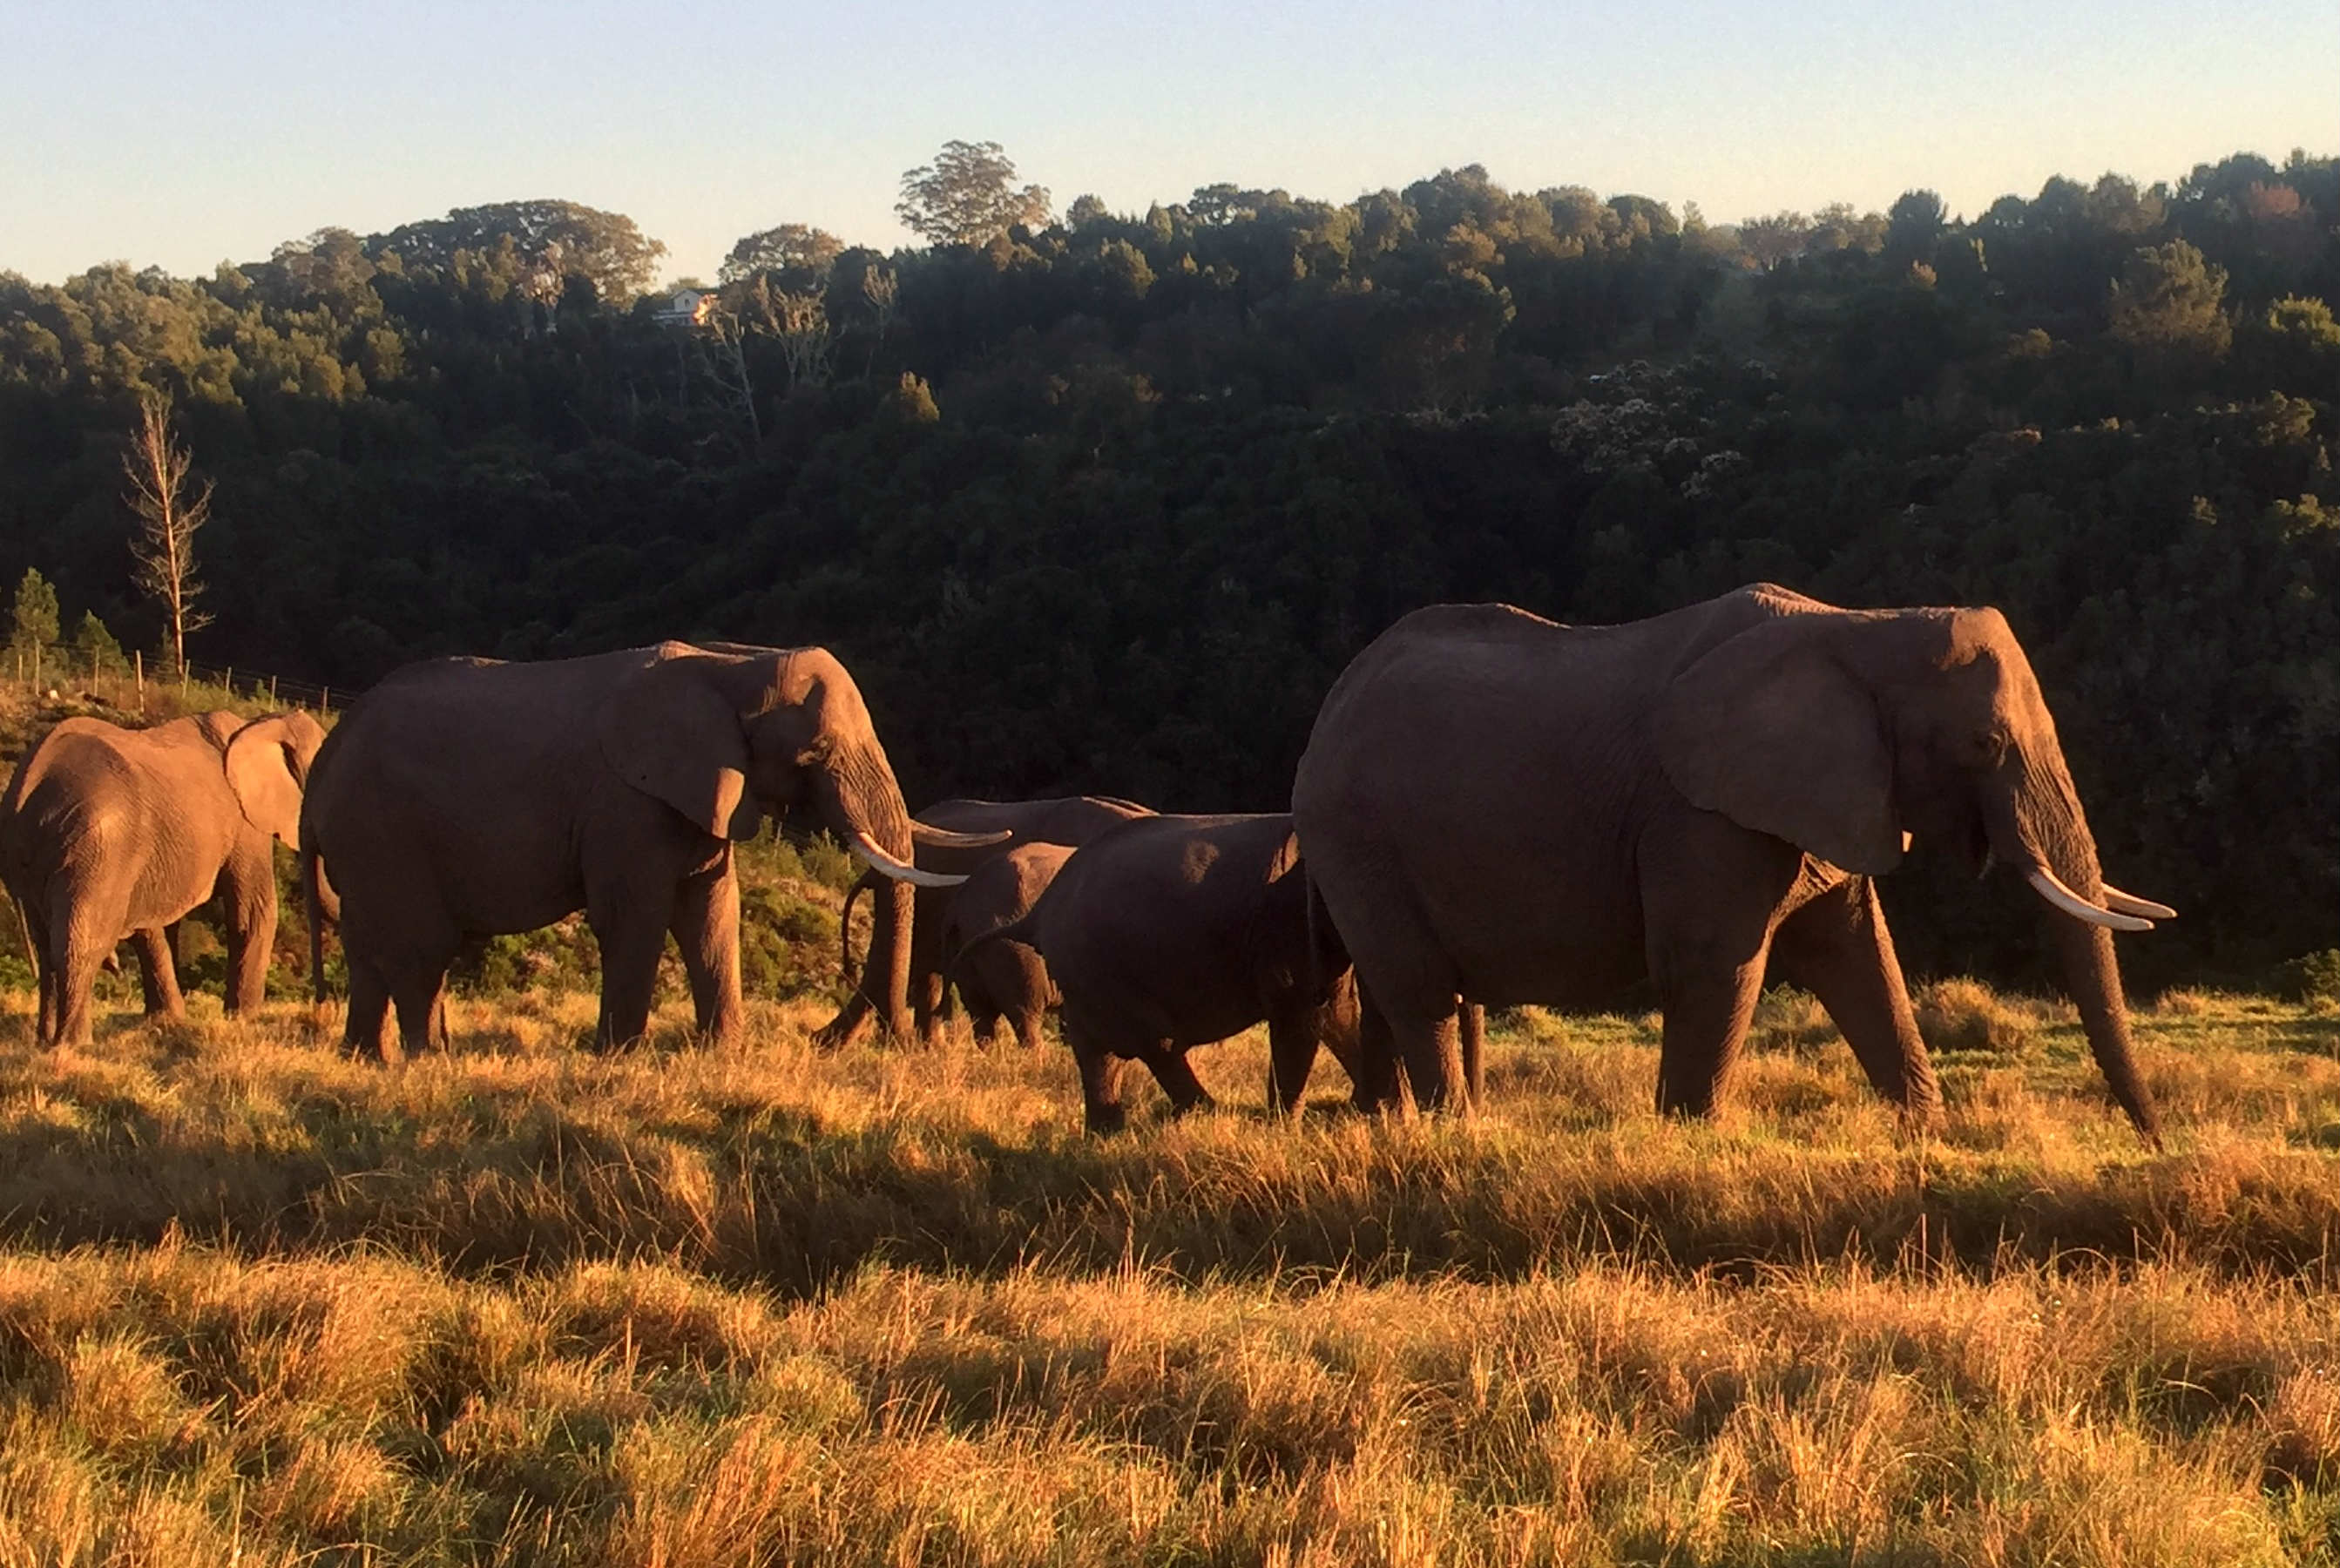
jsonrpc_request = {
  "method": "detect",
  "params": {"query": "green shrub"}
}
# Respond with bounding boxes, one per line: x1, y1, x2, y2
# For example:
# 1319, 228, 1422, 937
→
2275, 950, 2340, 1004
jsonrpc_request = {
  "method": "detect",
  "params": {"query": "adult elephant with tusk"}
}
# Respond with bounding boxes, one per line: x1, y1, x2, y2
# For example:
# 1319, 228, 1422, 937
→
1294, 584, 2176, 1146
301, 641, 983, 1061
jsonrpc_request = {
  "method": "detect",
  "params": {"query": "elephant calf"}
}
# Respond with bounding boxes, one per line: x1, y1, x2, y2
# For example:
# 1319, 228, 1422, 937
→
935, 841, 1076, 1051
822, 794, 1152, 1048
961, 813, 1362, 1133
1, 708, 326, 1045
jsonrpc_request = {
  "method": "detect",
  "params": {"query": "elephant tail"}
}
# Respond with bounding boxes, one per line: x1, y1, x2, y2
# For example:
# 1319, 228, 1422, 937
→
302, 841, 328, 1007
838, 870, 876, 985
1301, 859, 1350, 1005
5, 885, 34, 983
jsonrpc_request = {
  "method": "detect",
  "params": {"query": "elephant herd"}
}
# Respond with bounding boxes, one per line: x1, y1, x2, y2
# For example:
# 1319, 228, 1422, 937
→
0, 585, 2178, 1146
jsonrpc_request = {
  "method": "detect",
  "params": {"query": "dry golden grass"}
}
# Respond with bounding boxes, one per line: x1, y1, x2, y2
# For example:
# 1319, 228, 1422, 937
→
0, 983, 2337, 1564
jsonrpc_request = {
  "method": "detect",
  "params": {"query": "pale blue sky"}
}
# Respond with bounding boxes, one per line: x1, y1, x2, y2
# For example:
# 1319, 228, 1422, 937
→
3, 0, 2330, 286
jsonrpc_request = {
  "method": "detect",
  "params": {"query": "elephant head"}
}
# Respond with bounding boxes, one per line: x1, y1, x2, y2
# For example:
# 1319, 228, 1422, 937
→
597, 643, 974, 889
1657, 599, 2173, 1144
224, 710, 329, 848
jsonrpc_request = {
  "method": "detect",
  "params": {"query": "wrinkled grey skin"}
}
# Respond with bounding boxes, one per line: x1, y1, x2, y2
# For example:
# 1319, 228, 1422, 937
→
1294, 584, 2172, 1143
1, 708, 327, 1045
935, 841, 1076, 1051
819, 794, 1153, 1048
302, 642, 942, 1062
962, 813, 1365, 1134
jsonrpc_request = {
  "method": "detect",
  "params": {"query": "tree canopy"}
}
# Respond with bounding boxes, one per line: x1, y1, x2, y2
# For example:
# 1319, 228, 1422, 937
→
2, 145, 2336, 989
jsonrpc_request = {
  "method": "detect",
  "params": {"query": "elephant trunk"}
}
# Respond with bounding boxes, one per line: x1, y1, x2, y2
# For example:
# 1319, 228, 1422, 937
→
1985, 748, 2162, 1148
814, 741, 916, 867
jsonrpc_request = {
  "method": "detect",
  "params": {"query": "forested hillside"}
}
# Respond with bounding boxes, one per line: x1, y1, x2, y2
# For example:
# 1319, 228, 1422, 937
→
2, 150, 2335, 987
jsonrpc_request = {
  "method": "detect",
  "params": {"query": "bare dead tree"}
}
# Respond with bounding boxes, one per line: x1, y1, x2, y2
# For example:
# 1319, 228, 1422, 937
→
698, 308, 762, 445
770, 289, 834, 389
862, 266, 900, 376
123, 392, 213, 678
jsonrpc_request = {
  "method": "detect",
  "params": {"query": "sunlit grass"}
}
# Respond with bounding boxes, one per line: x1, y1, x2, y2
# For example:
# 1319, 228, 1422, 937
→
0, 984, 2337, 1563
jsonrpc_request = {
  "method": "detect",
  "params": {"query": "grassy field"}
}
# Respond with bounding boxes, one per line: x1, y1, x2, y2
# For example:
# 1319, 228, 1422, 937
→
2, 982, 2339, 1565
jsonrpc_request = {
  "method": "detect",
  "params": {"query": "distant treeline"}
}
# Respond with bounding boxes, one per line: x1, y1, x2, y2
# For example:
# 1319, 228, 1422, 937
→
2, 152, 2336, 987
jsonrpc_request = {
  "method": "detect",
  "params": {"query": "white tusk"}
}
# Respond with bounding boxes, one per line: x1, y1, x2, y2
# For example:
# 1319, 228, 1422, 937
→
2026, 867, 2153, 932
910, 822, 1013, 848
2098, 882, 2177, 921
850, 829, 970, 889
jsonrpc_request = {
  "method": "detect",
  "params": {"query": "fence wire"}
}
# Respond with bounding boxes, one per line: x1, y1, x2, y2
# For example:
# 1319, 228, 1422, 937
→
6, 643, 342, 715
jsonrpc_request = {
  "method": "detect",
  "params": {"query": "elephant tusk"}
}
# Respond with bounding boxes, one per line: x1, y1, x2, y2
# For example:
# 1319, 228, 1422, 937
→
2099, 882, 2177, 921
910, 822, 1013, 848
849, 829, 970, 889
2026, 866, 2154, 932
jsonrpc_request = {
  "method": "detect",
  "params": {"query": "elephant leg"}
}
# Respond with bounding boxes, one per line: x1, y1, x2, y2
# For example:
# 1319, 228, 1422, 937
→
1266, 1010, 1318, 1118
51, 921, 111, 1048
344, 957, 399, 1064
1328, 881, 1468, 1112
588, 901, 670, 1052
1133, 1039, 1214, 1117
1067, 1018, 1134, 1135
1389, 1010, 1471, 1118
1351, 984, 1406, 1115
1652, 954, 1768, 1117
671, 852, 744, 1048
35, 929, 57, 1046
389, 970, 450, 1060
130, 927, 186, 1020
915, 967, 949, 1046
1011, 1004, 1048, 1052
216, 847, 279, 1017
1768, 877, 1942, 1125
24, 904, 59, 1046
814, 879, 910, 1049
1643, 819, 1802, 1119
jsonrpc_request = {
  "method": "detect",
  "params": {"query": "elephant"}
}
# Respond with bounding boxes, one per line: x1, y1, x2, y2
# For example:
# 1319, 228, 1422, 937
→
1292, 583, 2176, 1143
300, 642, 989, 1062
815, 794, 1153, 1048
1, 707, 328, 1045
957, 812, 1368, 1133
934, 841, 1077, 1051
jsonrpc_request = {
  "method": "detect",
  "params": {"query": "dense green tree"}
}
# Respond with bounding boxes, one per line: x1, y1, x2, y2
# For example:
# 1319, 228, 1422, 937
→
9, 567, 58, 682
371, 200, 666, 301
2109, 239, 2233, 376
71, 609, 125, 675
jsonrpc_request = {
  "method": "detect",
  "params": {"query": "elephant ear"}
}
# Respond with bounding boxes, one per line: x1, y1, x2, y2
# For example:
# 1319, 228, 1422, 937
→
596, 651, 758, 840
224, 716, 307, 848
1655, 616, 1904, 876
